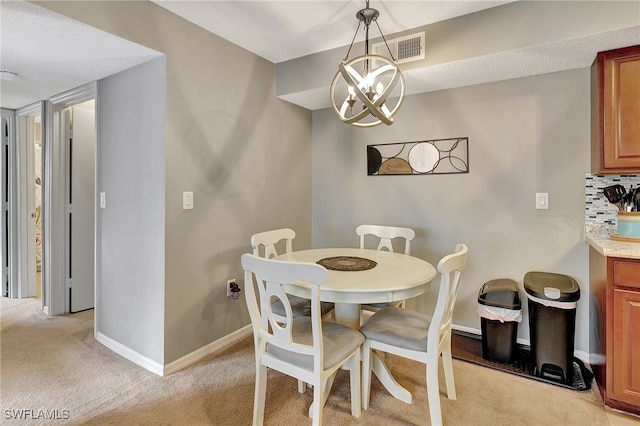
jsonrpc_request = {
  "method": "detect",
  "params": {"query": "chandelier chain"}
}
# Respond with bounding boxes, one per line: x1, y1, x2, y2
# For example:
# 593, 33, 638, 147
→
374, 21, 397, 62
343, 20, 363, 62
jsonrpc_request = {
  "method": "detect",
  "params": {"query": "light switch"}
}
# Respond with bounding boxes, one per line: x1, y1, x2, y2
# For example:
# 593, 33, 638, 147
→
99, 192, 106, 209
183, 192, 194, 210
536, 192, 549, 210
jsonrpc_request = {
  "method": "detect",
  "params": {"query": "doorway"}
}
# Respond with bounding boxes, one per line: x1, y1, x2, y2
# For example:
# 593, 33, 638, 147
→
14, 103, 43, 302
65, 100, 96, 313
46, 84, 96, 315
0, 110, 13, 298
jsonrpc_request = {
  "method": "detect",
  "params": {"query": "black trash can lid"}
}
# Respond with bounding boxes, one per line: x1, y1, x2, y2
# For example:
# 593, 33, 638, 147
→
478, 279, 521, 310
523, 271, 580, 302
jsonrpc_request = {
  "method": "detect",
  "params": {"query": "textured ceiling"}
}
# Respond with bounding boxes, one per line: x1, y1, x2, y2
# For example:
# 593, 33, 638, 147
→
0, 1, 161, 110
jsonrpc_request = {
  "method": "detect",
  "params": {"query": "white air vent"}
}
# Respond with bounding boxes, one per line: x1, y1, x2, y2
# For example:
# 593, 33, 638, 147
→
372, 31, 425, 65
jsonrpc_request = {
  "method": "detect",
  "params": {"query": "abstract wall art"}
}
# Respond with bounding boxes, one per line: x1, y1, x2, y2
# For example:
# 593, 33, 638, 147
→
367, 137, 469, 176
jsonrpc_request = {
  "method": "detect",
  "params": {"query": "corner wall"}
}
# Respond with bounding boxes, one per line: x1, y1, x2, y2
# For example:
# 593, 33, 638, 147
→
37, 1, 313, 366
97, 57, 167, 365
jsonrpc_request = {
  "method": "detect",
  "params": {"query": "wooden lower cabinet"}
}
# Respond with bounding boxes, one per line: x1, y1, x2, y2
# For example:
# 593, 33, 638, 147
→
611, 288, 640, 406
605, 257, 640, 414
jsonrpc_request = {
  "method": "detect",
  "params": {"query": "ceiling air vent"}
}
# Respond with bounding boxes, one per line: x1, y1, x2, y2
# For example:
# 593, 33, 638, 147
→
372, 31, 425, 65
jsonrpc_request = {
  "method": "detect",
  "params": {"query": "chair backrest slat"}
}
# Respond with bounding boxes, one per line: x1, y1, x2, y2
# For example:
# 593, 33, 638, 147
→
356, 224, 415, 255
428, 243, 468, 352
251, 228, 295, 259
242, 253, 327, 360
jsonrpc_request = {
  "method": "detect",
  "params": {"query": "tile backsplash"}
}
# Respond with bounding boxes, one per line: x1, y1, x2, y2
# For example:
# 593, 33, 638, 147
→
586, 174, 639, 225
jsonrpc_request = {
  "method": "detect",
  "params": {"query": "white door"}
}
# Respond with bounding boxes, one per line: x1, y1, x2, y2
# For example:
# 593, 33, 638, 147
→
67, 102, 95, 312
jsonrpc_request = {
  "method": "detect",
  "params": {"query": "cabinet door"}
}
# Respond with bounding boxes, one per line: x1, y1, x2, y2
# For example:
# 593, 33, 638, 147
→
602, 46, 640, 171
612, 288, 640, 405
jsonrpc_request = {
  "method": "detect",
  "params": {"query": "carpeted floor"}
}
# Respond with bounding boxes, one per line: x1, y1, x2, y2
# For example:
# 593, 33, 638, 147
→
1, 297, 613, 425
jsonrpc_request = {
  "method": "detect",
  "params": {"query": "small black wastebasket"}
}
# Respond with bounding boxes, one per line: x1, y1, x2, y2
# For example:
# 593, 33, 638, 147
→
477, 279, 522, 364
524, 271, 580, 385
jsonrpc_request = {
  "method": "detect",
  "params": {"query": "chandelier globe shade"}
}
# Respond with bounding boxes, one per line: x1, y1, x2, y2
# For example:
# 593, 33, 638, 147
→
330, 1, 405, 128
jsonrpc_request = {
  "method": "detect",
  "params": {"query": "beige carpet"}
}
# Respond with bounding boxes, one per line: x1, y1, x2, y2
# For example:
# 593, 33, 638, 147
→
1, 297, 610, 425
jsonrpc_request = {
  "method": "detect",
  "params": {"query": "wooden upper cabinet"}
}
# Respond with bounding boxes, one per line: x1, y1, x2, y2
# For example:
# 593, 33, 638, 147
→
592, 45, 640, 174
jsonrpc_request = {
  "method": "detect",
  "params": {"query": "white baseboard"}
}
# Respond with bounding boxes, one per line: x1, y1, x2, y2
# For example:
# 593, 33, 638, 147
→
452, 324, 480, 336
96, 332, 164, 376
97, 325, 253, 377
163, 325, 253, 376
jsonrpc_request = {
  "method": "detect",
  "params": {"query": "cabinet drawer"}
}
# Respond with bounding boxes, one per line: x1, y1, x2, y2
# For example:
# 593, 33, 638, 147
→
611, 258, 640, 289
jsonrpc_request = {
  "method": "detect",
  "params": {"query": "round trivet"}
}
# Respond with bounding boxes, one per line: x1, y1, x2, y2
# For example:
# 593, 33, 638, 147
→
316, 256, 377, 271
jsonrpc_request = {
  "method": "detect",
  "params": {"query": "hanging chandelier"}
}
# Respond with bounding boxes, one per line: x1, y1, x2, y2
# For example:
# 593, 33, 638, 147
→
330, 0, 405, 128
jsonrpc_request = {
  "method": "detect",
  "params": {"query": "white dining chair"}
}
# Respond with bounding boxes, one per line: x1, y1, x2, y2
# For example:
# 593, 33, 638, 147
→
356, 224, 416, 315
241, 253, 364, 426
359, 243, 468, 426
251, 229, 334, 322
251, 228, 335, 394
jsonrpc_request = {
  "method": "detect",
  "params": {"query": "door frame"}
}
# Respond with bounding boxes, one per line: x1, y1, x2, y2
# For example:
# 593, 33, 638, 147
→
0, 109, 16, 299
46, 83, 97, 315
15, 102, 43, 303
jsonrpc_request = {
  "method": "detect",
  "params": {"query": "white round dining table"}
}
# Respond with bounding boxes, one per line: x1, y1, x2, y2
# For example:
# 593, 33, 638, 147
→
275, 247, 437, 329
274, 247, 437, 404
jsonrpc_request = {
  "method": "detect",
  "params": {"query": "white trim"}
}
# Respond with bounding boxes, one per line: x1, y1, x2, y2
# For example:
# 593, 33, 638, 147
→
46, 82, 97, 316
163, 325, 253, 376
49, 84, 96, 107
589, 353, 605, 366
96, 332, 164, 376
452, 324, 480, 336
97, 325, 253, 377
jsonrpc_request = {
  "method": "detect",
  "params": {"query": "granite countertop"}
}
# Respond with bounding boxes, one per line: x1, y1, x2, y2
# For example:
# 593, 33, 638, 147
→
585, 224, 640, 259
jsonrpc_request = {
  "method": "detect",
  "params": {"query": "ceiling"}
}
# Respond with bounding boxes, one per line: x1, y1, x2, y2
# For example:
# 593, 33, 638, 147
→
0, 1, 162, 110
151, 0, 514, 64
1, 1, 639, 111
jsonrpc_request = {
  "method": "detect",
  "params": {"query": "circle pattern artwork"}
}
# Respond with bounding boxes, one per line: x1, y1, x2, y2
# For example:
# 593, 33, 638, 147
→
408, 142, 440, 173
317, 256, 377, 271
366, 138, 469, 175
367, 146, 382, 175
379, 158, 412, 175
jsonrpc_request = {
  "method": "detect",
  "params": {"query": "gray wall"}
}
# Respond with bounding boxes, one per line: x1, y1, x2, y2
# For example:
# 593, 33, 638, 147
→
311, 69, 592, 355
40, 1, 313, 365
97, 57, 167, 363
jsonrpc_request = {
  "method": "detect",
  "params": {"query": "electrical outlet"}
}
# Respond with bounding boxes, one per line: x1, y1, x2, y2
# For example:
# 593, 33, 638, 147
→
227, 279, 236, 297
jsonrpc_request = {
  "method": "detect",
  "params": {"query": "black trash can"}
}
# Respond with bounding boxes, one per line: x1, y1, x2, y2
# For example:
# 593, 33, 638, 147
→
477, 279, 522, 364
524, 271, 580, 385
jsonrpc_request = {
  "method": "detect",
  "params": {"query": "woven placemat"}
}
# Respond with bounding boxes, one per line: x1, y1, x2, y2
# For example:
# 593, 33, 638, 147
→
316, 256, 377, 271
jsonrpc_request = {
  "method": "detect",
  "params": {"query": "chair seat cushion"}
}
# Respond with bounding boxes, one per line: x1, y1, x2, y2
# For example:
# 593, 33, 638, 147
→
271, 295, 334, 318
359, 306, 430, 352
267, 318, 364, 370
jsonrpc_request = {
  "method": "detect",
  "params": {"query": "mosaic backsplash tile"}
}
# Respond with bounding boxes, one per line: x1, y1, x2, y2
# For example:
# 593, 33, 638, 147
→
586, 174, 639, 225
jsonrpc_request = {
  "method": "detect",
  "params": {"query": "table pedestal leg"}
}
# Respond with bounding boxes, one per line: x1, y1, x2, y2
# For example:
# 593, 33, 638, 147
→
371, 352, 412, 404
334, 303, 412, 404
334, 303, 361, 329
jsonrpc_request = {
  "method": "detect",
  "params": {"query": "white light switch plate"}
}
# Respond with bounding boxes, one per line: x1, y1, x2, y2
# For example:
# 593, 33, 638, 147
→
99, 192, 106, 209
536, 192, 549, 210
183, 192, 193, 210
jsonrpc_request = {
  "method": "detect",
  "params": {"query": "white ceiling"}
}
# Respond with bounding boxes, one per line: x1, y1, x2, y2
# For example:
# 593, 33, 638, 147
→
0, 0, 162, 110
1, 1, 639, 111
151, 0, 514, 63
